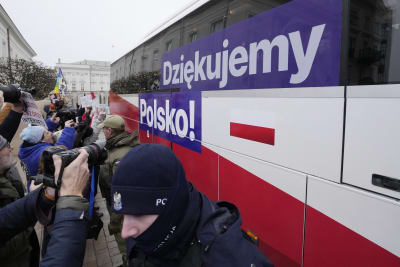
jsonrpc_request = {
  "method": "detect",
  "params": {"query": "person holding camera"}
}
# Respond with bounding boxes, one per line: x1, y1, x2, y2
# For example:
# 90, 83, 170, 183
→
0, 149, 91, 267
18, 120, 76, 181
111, 144, 274, 267
0, 89, 42, 267
97, 114, 139, 266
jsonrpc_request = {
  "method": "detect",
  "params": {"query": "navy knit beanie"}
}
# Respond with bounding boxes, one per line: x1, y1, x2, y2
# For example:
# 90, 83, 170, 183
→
111, 144, 189, 216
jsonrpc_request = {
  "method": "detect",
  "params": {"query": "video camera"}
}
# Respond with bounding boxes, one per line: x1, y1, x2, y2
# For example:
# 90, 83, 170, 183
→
0, 84, 36, 103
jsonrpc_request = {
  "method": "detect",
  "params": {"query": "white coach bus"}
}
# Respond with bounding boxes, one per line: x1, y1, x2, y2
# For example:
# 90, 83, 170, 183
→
110, 0, 400, 266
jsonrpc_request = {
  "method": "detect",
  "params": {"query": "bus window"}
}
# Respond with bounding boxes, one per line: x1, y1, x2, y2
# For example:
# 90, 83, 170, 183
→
346, 0, 400, 85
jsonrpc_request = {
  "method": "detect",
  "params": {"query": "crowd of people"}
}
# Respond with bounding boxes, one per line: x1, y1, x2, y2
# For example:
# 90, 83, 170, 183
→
0, 88, 273, 267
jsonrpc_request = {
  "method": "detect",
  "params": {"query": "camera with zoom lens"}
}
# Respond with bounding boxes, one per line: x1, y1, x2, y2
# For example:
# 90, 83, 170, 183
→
32, 140, 107, 240
0, 84, 36, 103
32, 140, 107, 188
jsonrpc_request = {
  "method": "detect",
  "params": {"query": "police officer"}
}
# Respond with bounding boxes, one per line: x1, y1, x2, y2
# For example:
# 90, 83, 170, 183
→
111, 144, 274, 267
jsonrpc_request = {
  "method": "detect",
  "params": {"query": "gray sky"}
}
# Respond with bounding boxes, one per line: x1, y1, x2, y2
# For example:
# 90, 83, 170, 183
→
0, 0, 194, 66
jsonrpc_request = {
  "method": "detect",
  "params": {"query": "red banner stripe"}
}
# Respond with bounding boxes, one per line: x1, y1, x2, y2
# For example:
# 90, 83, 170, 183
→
230, 122, 275, 146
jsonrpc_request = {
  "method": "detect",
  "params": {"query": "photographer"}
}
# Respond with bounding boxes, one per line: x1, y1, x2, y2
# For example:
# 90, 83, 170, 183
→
0, 89, 41, 266
0, 149, 91, 267
18, 120, 75, 179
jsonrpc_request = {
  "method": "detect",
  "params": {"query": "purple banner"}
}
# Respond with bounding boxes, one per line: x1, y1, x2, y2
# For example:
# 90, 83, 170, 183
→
161, 0, 342, 91
139, 91, 202, 152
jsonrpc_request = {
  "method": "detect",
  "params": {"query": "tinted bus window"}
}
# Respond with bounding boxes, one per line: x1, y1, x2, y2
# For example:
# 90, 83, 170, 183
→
182, 0, 291, 47
347, 0, 400, 85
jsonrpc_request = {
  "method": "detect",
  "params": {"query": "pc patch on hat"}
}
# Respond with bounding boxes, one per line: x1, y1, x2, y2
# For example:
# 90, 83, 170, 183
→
97, 115, 125, 131
111, 144, 189, 215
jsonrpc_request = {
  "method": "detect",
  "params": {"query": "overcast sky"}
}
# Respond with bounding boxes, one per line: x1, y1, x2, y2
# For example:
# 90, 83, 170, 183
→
0, 0, 194, 67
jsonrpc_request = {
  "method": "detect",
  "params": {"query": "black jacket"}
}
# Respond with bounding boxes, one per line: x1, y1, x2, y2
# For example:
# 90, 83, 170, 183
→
128, 186, 273, 267
0, 188, 89, 267
0, 110, 22, 141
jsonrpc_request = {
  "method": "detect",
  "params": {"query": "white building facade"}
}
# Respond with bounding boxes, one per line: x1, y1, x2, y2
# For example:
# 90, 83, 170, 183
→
0, 5, 36, 61
56, 59, 110, 107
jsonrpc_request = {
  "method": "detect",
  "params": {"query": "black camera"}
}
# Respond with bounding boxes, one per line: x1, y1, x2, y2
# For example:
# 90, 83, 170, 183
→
32, 140, 107, 188
0, 84, 36, 103
32, 140, 107, 240
54, 108, 77, 129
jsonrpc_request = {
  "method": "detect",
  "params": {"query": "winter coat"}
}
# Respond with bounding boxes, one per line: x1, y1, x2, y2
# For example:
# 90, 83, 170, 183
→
18, 126, 75, 177
0, 188, 40, 245
127, 187, 273, 267
0, 171, 34, 267
0, 188, 89, 267
0, 110, 25, 194
0, 110, 22, 140
0, 108, 40, 267
99, 130, 139, 207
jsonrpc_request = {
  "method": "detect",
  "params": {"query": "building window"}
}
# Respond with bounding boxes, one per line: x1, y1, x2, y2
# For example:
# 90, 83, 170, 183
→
152, 50, 159, 71
141, 56, 148, 72
72, 82, 76, 91
210, 19, 223, 33
166, 40, 173, 52
81, 83, 84, 91
189, 32, 198, 43
132, 60, 136, 73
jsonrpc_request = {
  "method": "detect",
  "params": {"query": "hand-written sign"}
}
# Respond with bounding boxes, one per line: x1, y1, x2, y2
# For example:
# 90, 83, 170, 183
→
21, 92, 46, 128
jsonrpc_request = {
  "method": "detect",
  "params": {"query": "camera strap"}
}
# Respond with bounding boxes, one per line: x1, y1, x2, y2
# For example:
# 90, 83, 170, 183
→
49, 157, 66, 225
89, 166, 95, 217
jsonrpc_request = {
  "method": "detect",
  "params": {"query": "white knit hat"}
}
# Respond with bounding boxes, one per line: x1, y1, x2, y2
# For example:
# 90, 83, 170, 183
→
20, 125, 46, 144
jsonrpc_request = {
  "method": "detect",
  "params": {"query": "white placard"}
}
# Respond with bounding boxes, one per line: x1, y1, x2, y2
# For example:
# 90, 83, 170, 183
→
80, 95, 92, 108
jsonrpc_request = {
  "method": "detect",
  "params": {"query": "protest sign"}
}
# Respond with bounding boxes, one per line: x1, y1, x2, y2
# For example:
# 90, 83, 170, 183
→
80, 95, 92, 107
21, 92, 47, 128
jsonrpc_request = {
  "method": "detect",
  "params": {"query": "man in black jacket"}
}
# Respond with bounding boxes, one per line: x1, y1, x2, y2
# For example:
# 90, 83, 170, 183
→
0, 149, 91, 267
111, 144, 274, 267
0, 90, 42, 267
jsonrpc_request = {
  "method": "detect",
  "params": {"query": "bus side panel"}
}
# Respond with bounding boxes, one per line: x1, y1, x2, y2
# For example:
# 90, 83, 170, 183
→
215, 146, 306, 267
202, 88, 344, 183
304, 177, 400, 266
109, 92, 139, 133
173, 143, 218, 201
343, 84, 400, 199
